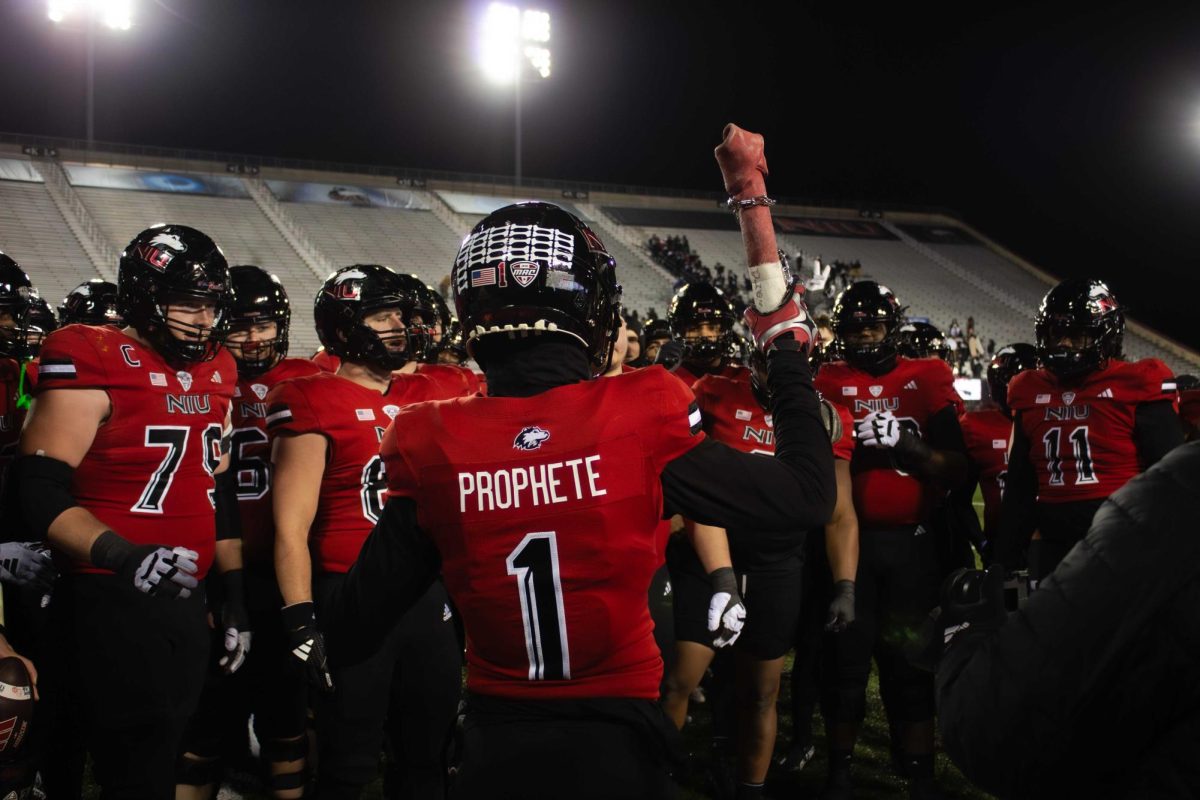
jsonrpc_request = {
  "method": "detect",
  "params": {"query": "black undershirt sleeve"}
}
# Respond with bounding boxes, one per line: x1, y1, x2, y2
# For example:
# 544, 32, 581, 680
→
661, 348, 836, 535
1134, 400, 1183, 468
323, 496, 441, 667
995, 414, 1037, 571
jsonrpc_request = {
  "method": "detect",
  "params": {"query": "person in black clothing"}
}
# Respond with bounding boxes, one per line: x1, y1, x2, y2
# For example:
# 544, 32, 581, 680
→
933, 441, 1200, 798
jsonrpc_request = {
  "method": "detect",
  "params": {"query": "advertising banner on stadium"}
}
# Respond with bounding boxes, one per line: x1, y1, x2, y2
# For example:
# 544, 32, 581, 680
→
773, 216, 898, 240
267, 180, 430, 210
438, 191, 587, 220
895, 223, 981, 245
63, 165, 250, 197
600, 206, 740, 231
0, 158, 43, 183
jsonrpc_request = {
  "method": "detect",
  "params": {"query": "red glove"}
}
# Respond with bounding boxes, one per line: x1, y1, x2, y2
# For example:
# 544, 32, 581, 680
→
743, 284, 816, 354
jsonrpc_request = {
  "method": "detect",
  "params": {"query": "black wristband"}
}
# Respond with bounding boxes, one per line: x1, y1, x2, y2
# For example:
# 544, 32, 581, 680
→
708, 566, 739, 595
89, 530, 135, 573
832, 579, 855, 598
221, 568, 245, 609
281, 600, 316, 631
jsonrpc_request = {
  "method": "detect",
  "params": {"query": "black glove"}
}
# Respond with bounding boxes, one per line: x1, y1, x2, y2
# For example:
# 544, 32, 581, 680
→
653, 340, 684, 370
0, 542, 58, 593
218, 569, 252, 675
908, 565, 1007, 672
282, 601, 334, 693
825, 579, 855, 632
706, 567, 746, 648
90, 530, 199, 599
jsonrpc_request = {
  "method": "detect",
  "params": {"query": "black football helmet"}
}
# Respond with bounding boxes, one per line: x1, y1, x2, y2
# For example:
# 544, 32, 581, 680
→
59, 279, 123, 327
986, 342, 1038, 418
24, 297, 57, 358
228, 266, 291, 377
1035, 278, 1124, 381
0, 254, 35, 359
118, 224, 231, 364
389, 273, 436, 363
668, 282, 736, 365
453, 202, 621, 371
830, 280, 905, 374
314, 264, 424, 370
897, 321, 950, 362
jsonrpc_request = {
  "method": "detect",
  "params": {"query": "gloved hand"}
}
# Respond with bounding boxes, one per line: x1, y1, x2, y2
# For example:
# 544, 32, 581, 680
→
218, 569, 252, 675
707, 567, 746, 648
282, 601, 334, 693
653, 340, 684, 370
804, 259, 832, 294
743, 284, 816, 353
0, 541, 58, 593
90, 530, 199, 599
855, 410, 901, 448
908, 565, 1007, 672
825, 579, 855, 632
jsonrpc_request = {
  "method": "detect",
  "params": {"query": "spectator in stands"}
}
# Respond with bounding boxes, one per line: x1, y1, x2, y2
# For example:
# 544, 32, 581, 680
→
624, 316, 643, 365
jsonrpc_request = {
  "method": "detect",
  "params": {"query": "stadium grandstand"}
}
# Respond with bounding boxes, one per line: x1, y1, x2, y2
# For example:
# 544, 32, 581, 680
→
1, 134, 1197, 373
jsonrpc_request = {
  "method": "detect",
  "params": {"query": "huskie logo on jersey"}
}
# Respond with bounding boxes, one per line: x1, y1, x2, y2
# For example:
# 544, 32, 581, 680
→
176, 371, 193, 392
136, 233, 187, 270
514, 425, 550, 451
454, 222, 575, 293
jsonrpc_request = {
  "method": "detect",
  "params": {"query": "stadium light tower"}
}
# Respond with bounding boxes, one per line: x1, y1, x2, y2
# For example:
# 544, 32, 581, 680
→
47, 0, 134, 147
477, 3, 551, 188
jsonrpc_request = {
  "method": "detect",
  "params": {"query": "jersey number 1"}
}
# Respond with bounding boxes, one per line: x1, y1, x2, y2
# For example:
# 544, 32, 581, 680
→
506, 532, 571, 681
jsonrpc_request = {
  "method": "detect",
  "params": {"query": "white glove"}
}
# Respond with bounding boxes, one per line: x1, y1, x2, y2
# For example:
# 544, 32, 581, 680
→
132, 546, 200, 599
220, 627, 252, 675
855, 410, 901, 448
804, 259, 831, 293
707, 567, 747, 648
0, 542, 58, 592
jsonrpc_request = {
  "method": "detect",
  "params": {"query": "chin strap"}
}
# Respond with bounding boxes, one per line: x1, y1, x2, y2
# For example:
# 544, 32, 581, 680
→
16, 359, 32, 410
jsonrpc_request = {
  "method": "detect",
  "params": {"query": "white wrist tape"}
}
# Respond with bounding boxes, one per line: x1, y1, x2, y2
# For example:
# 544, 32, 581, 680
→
746, 260, 788, 313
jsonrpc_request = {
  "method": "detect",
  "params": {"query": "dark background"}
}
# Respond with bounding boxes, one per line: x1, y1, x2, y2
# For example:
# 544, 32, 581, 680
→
1, 1, 1197, 350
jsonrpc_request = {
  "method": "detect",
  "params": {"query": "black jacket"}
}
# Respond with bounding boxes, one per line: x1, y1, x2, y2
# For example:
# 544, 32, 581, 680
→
938, 441, 1200, 798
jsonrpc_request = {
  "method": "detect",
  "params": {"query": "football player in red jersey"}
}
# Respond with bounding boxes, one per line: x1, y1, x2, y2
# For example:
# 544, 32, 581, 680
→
12, 224, 242, 798
176, 266, 318, 799
270, 264, 470, 800
815, 280, 967, 799
951, 343, 1038, 563
320, 120, 838, 798
666, 281, 747, 387
662, 347, 858, 798
996, 279, 1182, 580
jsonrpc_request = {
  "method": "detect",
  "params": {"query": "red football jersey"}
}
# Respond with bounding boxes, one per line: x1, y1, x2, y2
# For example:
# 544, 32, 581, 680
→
311, 349, 341, 372
415, 362, 481, 395
693, 373, 855, 463
36, 325, 235, 577
266, 369, 471, 573
816, 357, 964, 529
1007, 359, 1175, 504
671, 362, 747, 391
382, 365, 705, 700
959, 408, 1012, 536
230, 358, 322, 566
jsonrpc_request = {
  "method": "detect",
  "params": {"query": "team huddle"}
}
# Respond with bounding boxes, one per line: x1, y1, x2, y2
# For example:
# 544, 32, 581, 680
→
0, 125, 1193, 800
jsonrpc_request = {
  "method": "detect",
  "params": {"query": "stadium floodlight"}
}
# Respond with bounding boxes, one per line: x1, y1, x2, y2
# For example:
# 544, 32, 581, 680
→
477, 4, 552, 187
477, 3, 551, 85
47, 0, 133, 29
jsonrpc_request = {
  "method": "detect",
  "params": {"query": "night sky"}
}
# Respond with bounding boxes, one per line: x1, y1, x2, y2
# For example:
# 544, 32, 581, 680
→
1, 1, 1197, 350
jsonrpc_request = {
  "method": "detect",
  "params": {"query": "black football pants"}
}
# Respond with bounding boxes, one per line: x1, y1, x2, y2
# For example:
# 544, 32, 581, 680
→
52, 573, 209, 800
821, 526, 939, 726
313, 573, 461, 800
